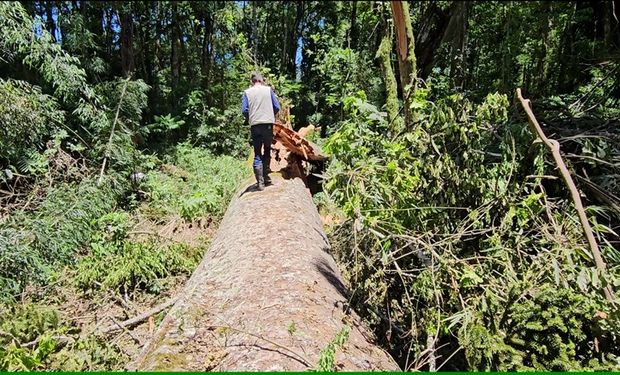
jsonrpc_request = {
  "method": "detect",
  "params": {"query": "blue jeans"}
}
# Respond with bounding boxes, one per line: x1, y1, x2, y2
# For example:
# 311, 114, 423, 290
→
251, 123, 273, 170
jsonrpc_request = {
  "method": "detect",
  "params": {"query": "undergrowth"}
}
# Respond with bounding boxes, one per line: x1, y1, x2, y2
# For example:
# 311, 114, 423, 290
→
0, 144, 246, 370
73, 211, 203, 295
142, 143, 248, 221
0, 176, 123, 302
323, 80, 620, 371
0, 303, 126, 371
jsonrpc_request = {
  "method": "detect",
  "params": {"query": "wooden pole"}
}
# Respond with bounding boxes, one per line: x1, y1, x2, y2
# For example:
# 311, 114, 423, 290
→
516, 88, 614, 303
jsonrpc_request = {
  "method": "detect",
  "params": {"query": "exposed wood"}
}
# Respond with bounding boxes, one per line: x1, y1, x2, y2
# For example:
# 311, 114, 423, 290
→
272, 122, 327, 162
390, 0, 417, 91
516, 88, 614, 303
390, 0, 418, 125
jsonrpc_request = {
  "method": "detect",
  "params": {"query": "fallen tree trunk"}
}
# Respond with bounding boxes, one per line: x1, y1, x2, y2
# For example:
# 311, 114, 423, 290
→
132, 175, 399, 371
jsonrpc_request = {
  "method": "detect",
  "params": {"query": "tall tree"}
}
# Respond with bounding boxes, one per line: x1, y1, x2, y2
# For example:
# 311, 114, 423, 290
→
170, 2, 181, 110
390, 0, 417, 125
119, 5, 134, 77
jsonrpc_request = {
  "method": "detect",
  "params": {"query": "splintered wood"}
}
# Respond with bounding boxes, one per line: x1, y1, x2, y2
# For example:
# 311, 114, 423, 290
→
272, 123, 327, 162
267, 123, 327, 183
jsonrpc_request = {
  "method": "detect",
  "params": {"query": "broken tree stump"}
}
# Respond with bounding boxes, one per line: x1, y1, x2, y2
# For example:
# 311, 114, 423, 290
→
132, 175, 399, 371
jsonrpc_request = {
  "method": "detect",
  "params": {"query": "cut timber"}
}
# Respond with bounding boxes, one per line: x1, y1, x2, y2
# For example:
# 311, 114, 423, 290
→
273, 122, 328, 162
133, 175, 399, 371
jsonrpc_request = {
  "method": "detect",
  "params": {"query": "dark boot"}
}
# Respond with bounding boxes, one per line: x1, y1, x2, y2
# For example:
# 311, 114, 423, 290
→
261, 155, 272, 186
263, 167, 272, 186
253, 159, 264, 191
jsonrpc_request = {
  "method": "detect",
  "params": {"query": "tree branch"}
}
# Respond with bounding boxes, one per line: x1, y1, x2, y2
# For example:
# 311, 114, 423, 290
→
516, 88, 615, 303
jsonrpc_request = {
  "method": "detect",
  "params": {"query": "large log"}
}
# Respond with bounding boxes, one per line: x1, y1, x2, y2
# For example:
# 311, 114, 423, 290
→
133, 175, 399, 371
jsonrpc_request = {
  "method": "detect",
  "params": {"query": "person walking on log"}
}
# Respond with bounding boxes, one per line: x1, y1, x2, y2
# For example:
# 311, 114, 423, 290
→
241, 72, 281, 191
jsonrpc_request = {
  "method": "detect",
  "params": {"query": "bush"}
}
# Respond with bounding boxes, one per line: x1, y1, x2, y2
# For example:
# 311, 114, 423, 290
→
74, 240, 202, 295
143, 143, 248, 221
0, 177, 123, 302
0, 303, 125, 371
323, 86, 620, 370
72, 209, 203, 294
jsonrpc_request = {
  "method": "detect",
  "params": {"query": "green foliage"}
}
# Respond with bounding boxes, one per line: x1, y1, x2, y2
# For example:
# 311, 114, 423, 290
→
315, 325, 350, 371
143, 143, 248, 221
0, 177, 122, 302
148, 114, 186, 134
324, 84, 620, 371
184, 90, 248, 156
0, 2, 92, 103
74, 239, 201, 295
0, 79, 65, 171
0, 303, 125, 371
70, 208, 202, 294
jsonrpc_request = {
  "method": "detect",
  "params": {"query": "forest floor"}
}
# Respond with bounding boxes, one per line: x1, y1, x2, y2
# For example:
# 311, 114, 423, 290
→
16, 214, 215, 367
0, 146, 248, 371
3, 142, 398, 371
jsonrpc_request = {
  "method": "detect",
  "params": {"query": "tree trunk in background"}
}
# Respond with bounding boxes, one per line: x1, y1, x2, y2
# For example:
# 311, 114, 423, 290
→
414, 2, 451, 79
120, 9, 134, 77
602, 1, 614, 48
251, 1, 258, 62
500, 3, 511, 93
349, 1, 358, 50
171, 2, 181, 110
390, 0, 418, 126
201, 12, 213, 88
557, 2, 577, 93
287, 1, 303, 77
104, 7, 113, 59
45, 1, 57, 42
132, 176, 400, 371
377, 33, 402, 133
281, 4, 289, 74
448, 1, 468, 90
537, 2, 552, 95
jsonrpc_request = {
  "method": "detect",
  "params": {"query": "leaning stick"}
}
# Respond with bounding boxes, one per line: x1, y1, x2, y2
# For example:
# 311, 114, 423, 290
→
98, 77, 130, 185
516, 88, 614, 303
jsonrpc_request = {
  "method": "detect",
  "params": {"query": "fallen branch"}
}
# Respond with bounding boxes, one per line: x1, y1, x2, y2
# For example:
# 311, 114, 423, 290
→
109, 316, 142, 345
516, 88, 615, 303
100, 297, 178, 334
22, 335, 75, 349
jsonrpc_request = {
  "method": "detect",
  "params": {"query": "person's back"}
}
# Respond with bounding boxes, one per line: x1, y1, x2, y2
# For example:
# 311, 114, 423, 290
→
244, 85, 276, 126
241, 72, 280, 191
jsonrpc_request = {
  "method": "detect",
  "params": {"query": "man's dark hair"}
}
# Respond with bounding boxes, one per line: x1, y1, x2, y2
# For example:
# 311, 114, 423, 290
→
251, 72, 264, 83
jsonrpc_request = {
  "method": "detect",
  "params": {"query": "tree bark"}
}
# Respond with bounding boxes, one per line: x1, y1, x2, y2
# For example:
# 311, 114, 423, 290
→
171, 2, 181, 109
287, 1, 303, 77
349, 1, 358, 50
415, 2, 451, 79
447, 1, 468, 90
377, 33, 402, 133
390, 0, 418, 126
133, 176, 399, 371
119, 8, 134, 77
